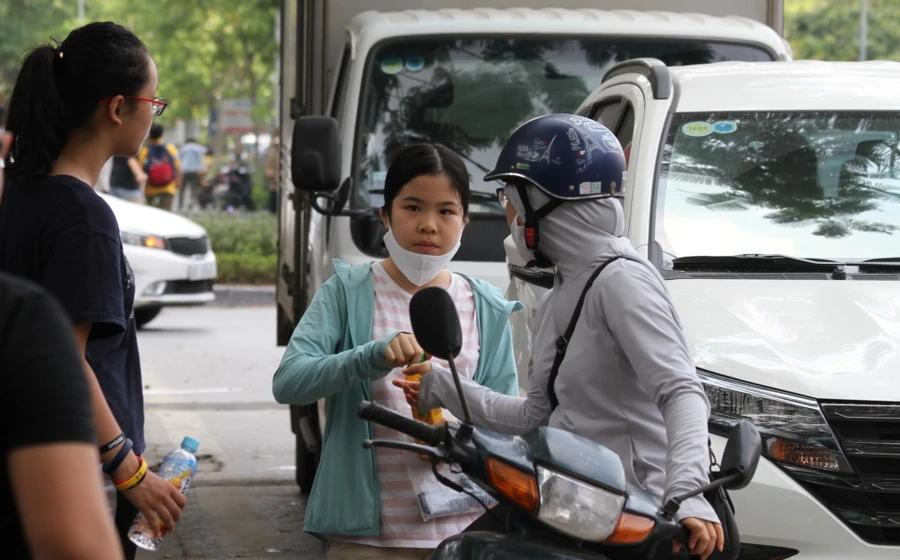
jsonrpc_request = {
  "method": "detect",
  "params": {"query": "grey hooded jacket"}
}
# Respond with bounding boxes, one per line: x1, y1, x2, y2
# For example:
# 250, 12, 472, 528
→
419, 190, 718, 523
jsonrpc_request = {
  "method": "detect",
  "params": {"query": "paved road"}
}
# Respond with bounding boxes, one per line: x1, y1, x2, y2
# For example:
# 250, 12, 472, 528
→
135, 306, 325, 559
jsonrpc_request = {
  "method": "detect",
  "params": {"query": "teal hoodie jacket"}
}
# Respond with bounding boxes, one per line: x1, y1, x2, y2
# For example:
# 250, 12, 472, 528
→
272, 260, 522, 537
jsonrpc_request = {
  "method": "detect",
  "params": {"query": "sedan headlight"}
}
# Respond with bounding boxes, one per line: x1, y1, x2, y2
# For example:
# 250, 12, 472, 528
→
536, 466, 625, 542
700, 370, 852, 472
121, 231, 167, 250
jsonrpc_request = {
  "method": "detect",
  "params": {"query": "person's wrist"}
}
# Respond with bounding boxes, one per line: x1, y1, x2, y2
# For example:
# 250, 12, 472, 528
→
113, 450, 142, 481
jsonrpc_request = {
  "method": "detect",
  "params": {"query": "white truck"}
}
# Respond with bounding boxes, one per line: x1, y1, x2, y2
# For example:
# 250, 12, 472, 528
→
274, 0, 788, 495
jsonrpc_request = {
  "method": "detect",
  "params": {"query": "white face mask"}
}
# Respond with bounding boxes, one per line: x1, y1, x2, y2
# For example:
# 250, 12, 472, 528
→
509, 218, 537, 264
383, 228, 461, 286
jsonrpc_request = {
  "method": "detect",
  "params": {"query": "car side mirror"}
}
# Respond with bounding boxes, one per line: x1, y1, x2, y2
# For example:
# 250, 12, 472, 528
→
291, 116, 341, 194
719, 421, 762, 491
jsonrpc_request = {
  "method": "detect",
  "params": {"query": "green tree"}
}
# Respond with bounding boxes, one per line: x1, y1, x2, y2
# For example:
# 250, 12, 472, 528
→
785, 0, 900, 61
1, 0, 278, 142
0, 0, 74, 98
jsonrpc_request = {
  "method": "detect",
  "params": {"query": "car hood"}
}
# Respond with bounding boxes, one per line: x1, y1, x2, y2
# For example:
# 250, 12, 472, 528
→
670, 279, 900, 401
100, 193, 207, 237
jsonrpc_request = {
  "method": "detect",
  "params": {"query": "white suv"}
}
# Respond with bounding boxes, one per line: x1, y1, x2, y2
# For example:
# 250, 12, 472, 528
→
506, 59, 900, 559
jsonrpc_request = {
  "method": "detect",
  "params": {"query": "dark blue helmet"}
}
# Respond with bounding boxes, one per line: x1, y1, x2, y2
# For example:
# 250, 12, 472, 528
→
484, 113, 626, 199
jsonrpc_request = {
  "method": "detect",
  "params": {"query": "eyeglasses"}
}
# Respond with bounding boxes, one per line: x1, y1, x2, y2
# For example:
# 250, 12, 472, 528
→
496, 187, 508, 209
98, 96, 168, 117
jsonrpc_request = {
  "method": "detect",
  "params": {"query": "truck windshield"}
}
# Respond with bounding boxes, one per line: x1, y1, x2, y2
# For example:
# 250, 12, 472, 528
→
655, 111, 900, 266
355, 37, 774, 213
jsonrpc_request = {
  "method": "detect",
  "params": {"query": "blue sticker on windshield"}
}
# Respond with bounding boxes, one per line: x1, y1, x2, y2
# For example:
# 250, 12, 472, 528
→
713, 121, 738, 134
405, 56, 425, 72
380, 56, 403, 75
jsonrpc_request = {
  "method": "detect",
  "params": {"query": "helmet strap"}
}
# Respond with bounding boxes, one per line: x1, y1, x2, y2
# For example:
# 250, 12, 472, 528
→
516, 183, 562, 268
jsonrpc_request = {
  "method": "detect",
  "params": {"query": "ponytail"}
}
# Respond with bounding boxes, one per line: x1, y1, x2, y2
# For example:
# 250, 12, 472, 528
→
6, 45, 69, 179
5, 22, 149, 180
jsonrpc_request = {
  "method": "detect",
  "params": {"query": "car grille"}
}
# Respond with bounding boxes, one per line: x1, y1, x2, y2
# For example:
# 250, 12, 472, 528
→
163, 280, 213, 295
781, 403, 900, 546
166, 236, 209, 256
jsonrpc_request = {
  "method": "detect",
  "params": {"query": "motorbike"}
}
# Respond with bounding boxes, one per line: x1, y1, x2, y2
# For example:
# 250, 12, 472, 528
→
357, 286, 762, 560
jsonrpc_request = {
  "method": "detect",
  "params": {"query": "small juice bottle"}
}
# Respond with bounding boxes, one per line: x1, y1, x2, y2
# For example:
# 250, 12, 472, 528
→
406, 353, 442, 461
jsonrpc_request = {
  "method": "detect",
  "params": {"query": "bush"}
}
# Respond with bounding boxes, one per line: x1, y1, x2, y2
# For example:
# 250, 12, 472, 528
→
215, 253, 278, 285
190, 212, 278, 256
188, 212, 279, 284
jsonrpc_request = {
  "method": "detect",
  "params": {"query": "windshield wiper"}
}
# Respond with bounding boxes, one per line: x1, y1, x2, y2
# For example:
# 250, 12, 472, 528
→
673, 254, 900, 276
672, 254, 843, 272
858, 257, 900, 263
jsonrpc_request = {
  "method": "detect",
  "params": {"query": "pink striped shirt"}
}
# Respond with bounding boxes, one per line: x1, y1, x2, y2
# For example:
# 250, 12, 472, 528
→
336, 262, 482, 548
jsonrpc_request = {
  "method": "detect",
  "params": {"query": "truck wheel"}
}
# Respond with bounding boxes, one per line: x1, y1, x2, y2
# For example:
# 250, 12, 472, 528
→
293, 401, 323, 494
134, 307, 163, 329
295, 432, 320, 494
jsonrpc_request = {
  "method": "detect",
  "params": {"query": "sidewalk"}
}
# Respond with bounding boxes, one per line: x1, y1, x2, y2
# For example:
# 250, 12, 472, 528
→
212, 284, 275, 307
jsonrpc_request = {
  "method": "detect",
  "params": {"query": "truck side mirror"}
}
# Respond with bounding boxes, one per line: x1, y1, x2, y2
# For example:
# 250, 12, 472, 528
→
291, 116, 341, 194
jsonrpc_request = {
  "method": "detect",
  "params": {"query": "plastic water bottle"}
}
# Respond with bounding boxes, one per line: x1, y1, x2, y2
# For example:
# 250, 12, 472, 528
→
128, 437, 200, 551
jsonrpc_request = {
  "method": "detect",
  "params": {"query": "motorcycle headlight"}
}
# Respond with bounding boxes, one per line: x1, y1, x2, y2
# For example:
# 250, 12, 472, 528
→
121, 231, 167, 250
536, 466, 625, 542
700, 370, 852, 472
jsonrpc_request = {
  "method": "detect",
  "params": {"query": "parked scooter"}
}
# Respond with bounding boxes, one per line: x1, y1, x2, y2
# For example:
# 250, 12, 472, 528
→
357, 286, 762, 560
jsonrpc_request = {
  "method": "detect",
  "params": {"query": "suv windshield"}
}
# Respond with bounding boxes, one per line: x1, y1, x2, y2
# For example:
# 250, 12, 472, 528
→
656, 112, 900, 266
355, 37, 774, 212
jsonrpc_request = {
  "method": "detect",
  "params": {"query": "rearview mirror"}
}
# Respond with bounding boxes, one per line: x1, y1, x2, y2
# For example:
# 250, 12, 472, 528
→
291, 116, 341, 194
409, 287, 462, 360
719, 421, 762, 491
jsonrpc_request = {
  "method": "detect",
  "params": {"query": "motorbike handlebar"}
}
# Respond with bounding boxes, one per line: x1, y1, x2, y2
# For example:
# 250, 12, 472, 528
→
358, 401, 446, 447
675, 524, 691, 546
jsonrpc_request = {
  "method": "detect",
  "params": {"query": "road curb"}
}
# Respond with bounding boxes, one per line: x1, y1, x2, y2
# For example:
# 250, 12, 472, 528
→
212, 284, 276, 307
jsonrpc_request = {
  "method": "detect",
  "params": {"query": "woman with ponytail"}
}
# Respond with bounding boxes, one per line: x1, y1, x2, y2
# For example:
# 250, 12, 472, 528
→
0, 22, 185, 560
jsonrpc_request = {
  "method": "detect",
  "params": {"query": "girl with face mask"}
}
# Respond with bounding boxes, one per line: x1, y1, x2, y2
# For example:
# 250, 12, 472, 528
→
272, 143, 521, 559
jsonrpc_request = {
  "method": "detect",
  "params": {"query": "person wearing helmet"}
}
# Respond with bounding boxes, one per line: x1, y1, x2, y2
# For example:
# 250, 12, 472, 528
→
395, 114, 724, 560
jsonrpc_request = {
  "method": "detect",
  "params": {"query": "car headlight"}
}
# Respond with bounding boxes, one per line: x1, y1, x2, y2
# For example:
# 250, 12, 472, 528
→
700, 370, 852, 472
536, 466, 626, 542
121, 231, 167, 250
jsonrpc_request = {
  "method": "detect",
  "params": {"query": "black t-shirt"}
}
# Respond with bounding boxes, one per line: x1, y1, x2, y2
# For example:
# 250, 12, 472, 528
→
110, 156, 139, 191
0, 273, 96, 559
0, 175, 145, 454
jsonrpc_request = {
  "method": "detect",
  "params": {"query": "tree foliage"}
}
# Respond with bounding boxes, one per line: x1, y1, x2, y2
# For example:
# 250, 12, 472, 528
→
0, 0, 279, 132
0, 0, 73, 96
785, 0, 900, 62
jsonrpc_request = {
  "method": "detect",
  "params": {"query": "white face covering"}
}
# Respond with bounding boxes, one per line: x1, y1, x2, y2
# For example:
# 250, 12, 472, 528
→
383, 228, 462, 286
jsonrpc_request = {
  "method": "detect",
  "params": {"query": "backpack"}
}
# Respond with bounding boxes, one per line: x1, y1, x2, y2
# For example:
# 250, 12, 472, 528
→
145, 143, 175, 186
548, 255, 741, 560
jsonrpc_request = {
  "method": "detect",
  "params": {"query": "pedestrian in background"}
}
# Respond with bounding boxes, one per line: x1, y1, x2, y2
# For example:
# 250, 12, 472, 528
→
265, 133, 279, 214
178, 137, 207, 211
109, 156, 147, 203
139, 123, 181, 211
